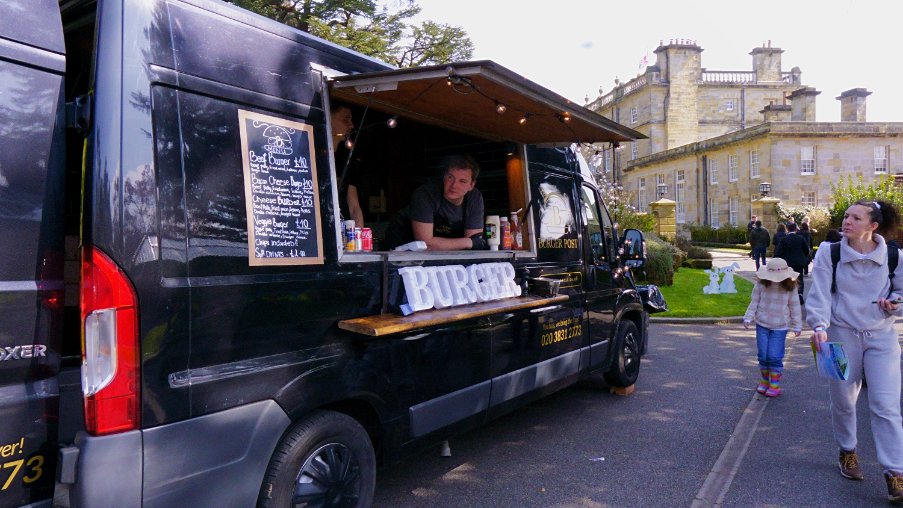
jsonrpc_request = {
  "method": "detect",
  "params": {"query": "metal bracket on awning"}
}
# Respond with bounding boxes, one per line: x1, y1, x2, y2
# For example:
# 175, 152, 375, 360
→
354, 82, 398, 94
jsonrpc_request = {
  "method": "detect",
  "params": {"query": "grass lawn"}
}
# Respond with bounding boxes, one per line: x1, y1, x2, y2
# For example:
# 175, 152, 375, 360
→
657, 268, 754, 318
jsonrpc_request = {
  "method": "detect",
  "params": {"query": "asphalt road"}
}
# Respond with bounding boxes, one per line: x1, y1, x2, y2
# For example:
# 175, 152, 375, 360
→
373, 320, 902, 507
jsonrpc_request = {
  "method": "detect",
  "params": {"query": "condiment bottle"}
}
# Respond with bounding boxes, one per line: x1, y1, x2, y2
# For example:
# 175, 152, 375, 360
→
509, 212, 522, 250
500, 216, 512, 250
485, 215, 500, 251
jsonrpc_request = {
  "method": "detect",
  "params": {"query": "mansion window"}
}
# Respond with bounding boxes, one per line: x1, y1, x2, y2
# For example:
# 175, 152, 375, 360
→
728, 154, 738, 182
875, 145, 889, 173
675, 170, 686, 223
725, 99, 735, 112
630, 107, 638, 125
800, 146, 816, 174
637, 178, 646, 211
749, 149, 760, 178
710, 199, 720, 227
709, 158, 718, 184
802, 191, 817, 207
631, 142, 638, 160
729, 195, 739, 225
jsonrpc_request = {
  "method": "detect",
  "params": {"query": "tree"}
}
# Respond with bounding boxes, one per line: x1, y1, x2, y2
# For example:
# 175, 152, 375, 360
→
830, 174, 903, 226
228, 0, 473, 67
593, 173, 654, 233
393, 21, 474, 68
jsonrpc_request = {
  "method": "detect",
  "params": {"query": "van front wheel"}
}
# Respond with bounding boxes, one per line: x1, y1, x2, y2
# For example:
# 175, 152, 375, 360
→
603, 321, 641, 387
258, 410, 375, 508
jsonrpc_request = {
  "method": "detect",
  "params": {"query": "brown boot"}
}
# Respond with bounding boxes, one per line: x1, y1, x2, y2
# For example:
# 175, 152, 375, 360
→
885, 470, 903, 504
839, 449, 864, 480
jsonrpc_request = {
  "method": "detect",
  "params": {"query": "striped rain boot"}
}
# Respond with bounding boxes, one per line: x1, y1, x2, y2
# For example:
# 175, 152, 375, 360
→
756, 369, 769, 394
765, 372, 782, 397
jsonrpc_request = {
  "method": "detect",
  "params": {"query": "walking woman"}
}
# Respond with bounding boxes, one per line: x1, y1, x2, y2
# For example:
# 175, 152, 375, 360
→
806, 200, 903, 503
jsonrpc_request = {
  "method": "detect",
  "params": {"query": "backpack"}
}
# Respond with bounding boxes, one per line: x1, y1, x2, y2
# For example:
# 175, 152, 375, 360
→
830, 241, 898, 296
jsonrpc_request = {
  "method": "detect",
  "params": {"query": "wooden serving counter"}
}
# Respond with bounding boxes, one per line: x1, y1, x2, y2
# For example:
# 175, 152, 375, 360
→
338, 294, 570, 337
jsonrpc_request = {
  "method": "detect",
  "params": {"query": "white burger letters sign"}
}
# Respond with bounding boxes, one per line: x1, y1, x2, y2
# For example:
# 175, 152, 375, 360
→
398, 262, 522, 315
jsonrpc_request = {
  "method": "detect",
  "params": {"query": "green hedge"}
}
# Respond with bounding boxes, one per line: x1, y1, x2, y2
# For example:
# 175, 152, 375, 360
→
688, 223, 748, 245
635, 233, 683, 286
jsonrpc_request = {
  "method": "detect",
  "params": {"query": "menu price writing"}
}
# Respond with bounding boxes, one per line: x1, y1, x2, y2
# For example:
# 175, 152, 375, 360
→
238, 110, 323, 266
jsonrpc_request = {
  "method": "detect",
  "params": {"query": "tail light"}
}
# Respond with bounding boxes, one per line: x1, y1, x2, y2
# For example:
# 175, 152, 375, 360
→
80, 246, 140, 435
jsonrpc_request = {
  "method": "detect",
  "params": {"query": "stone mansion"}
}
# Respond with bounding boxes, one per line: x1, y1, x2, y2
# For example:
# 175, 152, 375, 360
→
585, 40, 903, 227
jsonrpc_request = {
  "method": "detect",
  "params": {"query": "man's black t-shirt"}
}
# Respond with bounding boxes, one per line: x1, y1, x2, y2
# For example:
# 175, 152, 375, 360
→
384, 178, 484, 249
334, 144, 361, 222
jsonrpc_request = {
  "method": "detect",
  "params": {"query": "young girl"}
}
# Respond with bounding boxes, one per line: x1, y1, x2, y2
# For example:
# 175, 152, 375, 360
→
743, 258, 802, 397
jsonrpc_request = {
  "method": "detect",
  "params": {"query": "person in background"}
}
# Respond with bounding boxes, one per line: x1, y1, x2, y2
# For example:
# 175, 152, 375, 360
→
331, 103, 365, 227
749, 220, 771, 270
747, 214, 759, 259
802, 215, 815, 233
777, 222, 810, 304
743, 258, 802, 397
773, 223, 787, 258
799, 222, 814, 275
825, 228, 843, 243
384, 154, 486, 251
806, 200, 903, 503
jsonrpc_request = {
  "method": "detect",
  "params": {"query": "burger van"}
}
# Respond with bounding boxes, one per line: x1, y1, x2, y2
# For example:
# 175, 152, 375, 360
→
0, 0, 653, 506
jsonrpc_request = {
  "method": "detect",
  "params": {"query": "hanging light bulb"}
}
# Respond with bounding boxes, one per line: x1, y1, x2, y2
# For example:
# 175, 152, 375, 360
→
344, 139, 353, 149
519, 113, 530, 125
386, 116, 398, 128
495, 102, 507, 115
558, 112, 571, 123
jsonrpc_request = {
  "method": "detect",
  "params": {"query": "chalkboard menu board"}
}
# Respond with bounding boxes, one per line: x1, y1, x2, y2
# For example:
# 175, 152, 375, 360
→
238, 110, 324, 266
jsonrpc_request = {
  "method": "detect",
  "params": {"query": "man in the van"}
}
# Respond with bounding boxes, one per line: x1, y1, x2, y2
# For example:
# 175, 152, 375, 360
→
332, 103, 365, 227
385, 154, 487, 250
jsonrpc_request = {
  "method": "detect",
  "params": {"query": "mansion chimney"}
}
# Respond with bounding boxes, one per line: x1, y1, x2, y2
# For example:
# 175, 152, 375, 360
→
655, 39, 703, 149
837, 88, 871, 122
788, 87, 820, 121
761, 103, 791, 122
750, 42, 784, 82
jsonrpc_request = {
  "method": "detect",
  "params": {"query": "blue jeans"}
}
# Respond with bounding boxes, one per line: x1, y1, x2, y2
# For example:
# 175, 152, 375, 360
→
756, 324, 787, 374
751, 246, 767, 270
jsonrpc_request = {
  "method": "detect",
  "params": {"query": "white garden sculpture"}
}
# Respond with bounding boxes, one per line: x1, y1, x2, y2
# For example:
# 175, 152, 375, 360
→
718, 262, 741, 293
702, 268, 721, 294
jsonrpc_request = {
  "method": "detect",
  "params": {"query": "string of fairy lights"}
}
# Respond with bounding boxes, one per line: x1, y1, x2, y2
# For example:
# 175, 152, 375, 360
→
444, 68, 575, 129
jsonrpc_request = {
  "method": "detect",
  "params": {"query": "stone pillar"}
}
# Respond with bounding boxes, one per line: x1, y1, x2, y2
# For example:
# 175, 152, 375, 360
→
655, 40, 702, 149
752, 196, 781, 242
750, 43, 784, 82
837, 88, 871, 122
788, 87, 820, 121
650, 199, 677, 240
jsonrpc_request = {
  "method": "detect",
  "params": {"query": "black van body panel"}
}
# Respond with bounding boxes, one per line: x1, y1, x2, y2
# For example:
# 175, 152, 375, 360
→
0, 0, 66, 56
84, 0, 393, 427
69, 431, 143, 508
70, 400, 289, 508
0, 1, 66, 506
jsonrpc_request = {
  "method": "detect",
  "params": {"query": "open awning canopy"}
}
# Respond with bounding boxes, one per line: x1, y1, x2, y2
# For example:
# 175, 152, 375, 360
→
329, 60, 645, 145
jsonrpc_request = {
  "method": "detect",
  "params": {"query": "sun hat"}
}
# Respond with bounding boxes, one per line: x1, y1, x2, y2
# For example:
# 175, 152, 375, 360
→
756, 258, 799, 282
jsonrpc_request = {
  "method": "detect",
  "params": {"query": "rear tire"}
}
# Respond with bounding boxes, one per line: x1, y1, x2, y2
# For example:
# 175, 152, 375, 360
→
258, 410, 375, 508
603, 320, 641, 387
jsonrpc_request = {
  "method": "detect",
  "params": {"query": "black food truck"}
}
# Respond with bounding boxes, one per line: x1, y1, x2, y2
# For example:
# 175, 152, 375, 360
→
0, 0, 654, 506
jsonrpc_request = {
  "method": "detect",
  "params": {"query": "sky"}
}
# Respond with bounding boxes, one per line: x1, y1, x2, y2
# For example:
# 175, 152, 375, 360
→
412, 0, 903, 122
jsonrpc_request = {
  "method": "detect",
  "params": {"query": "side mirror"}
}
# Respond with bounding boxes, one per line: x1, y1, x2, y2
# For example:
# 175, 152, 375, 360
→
620, 229, 646, 268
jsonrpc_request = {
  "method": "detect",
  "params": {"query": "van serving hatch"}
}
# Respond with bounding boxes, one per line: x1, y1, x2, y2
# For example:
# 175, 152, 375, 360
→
329, 60, 645, 145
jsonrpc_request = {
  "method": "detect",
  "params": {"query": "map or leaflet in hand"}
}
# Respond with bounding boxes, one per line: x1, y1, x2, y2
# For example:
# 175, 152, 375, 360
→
811, 342, 849, 381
